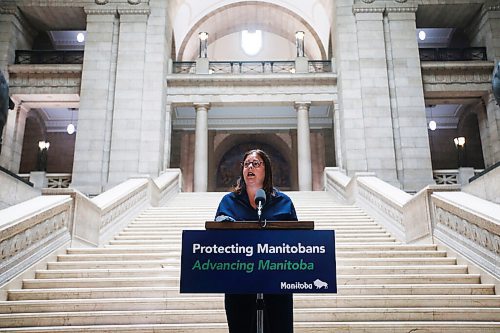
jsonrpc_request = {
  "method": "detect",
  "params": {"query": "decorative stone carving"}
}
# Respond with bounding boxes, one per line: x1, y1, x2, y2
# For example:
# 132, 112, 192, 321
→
0, 210, 69, 261
435, 207, 499, 254
101, 187, 148, 229
358, 185, 403, 225
128, 0, 141, 4
95, 0, 109, 4
361, 0, 375, 3
394, 0, 408, 3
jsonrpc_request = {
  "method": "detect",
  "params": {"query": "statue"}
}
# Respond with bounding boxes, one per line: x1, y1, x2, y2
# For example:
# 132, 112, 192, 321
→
0, 70, 15, 155
493, 61, 500, 106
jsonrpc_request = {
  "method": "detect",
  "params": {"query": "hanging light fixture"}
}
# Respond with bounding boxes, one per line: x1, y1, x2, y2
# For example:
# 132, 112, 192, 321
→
77, 32, 85, 43
428, 105, 437, 131
418, 30, 426, 41
67, 108, 76, 135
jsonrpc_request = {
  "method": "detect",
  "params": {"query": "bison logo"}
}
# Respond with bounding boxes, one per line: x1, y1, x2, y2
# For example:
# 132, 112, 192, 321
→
313, 279, 328, 289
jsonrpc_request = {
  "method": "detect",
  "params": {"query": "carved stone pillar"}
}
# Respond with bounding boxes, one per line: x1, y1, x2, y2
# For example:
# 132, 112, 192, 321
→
0, 103, 27, 172
71, 8, 118, 194
194, 103, 210, 192
295, 102, 312, 191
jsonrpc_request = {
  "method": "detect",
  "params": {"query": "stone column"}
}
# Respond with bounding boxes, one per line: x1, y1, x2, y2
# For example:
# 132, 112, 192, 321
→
162, 103, 172, 170
139, 0, 170, 176
0, 103, 27, 172
194, 103, 210, 192
354, 6, 398, 187
485, 92, 500, 164
334, 0, 368, 176
385, 5, 434, 191
107, 8, 150, 187
0, 7, 35, 76
71, 8, 118, 194
295, 102, 312, 191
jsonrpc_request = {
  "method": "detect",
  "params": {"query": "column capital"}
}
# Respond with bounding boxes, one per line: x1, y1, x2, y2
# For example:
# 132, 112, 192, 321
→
194, 103, 211, 111
294, 102, 311, 110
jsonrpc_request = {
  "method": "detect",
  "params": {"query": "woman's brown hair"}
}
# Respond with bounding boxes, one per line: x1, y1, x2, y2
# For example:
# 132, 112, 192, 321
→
232, 149, 275, 196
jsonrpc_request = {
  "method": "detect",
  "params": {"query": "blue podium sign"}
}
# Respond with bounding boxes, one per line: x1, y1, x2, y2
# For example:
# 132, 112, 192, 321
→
180, 230, 336, 294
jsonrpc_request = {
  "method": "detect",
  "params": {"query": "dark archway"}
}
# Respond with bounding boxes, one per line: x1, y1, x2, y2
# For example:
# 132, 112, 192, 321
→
216, 140, 292, 191
459, 112, 485, 169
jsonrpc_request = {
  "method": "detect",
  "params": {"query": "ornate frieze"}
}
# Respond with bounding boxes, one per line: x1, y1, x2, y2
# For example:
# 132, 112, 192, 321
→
100, 186, 148, 229
0, 210, 70, 262
435, 206, 499, 255
421, 61, 493, 92
358, 184, 403, 225
7, 64, 82, 95
117, 8, 150, 16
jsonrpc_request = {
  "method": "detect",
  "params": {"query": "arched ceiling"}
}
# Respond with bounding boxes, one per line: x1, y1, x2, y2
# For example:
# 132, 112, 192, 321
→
170, 0, 331, 61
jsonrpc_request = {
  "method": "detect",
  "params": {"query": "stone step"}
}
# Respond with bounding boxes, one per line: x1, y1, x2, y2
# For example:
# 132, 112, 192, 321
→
111, 233, 393, 240
107, 238, 399, 245
56, 250, 448, 262
1, 308, 499, 327
118, 230, 388, 237
49, 257, 457, 268
21, 274, 481, 289
8, 283, 495, 301
66, 244, 438, 254
46, 257, 459, 270
0, 322, 498, 333
2, 295, 499, 313
36, 265, 470, 278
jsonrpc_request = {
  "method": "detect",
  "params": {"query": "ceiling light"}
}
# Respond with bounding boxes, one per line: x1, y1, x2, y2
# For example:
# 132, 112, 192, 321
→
418, 30, 426, 41
428, 120, 436, 131
77, 32, 85, 43
67, 123, 75, 135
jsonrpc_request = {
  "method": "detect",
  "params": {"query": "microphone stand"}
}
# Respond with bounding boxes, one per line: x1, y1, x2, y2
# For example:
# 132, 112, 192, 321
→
256, 199, 265, 332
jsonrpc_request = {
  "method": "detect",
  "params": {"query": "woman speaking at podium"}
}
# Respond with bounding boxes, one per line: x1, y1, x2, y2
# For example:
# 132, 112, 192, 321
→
215, 149, 298, 333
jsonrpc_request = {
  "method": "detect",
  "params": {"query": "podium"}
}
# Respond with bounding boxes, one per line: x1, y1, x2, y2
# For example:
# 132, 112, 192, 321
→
180, 221, 337, 332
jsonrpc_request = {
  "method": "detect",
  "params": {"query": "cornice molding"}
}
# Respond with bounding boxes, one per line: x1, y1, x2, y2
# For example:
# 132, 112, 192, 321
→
385, 5, 417, 13
85, 8, 117, 15
488, 4, 500, 11
353, 6, 385, 14
117, 8, 150, 16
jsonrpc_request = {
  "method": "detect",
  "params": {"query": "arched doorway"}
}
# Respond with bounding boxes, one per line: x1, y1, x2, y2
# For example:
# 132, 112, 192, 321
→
213, 134, 295, 191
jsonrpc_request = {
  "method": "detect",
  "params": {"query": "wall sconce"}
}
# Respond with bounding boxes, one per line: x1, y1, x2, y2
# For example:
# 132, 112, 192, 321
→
38, 141, 50, 150
295, 31, 305, 57
453, 136, 465, 148
37, 141, 50, 171
199, 32, 208, 58
453, 136, 466, 168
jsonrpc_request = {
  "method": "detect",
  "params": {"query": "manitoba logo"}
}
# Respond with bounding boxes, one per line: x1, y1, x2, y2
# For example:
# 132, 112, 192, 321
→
313, 279, 328, 289
281, 278, 328, 290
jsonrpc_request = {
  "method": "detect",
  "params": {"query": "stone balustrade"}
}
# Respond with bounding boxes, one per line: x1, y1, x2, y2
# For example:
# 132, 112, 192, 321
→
0, 195, 73, 286
0, 169, 182, 286
431, 192, 500, 279
324, 167, 499, 279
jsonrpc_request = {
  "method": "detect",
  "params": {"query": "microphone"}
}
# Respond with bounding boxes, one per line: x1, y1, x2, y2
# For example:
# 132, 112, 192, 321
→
255, 189, 266, 226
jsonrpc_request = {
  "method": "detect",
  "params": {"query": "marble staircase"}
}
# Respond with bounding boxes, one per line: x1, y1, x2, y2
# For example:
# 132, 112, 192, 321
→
0, 191, 499, 332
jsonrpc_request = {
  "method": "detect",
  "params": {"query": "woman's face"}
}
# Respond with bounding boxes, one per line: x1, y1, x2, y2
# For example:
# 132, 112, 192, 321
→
242, 152, 265, 189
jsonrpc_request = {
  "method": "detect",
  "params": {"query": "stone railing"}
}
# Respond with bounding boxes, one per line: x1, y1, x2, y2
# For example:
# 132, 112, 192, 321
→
0, 195, 73, 286
15, 50, 84, 65
0, 169, 182, 286
172, 60, 332, 75
419, 47, 487, 62
324, 167, 499, 279
18, 173, 72, 189
433, 168, 485, 185
431, 192, 500, 278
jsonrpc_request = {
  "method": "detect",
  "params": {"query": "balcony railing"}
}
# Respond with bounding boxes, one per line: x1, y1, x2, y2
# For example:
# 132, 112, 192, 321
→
419, 47, 487, 61
172, 60, 332, 75
15, 50, 84, 64
18, 173, 72, 188
172, 61, 196, 74
433, 169, 484, 185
